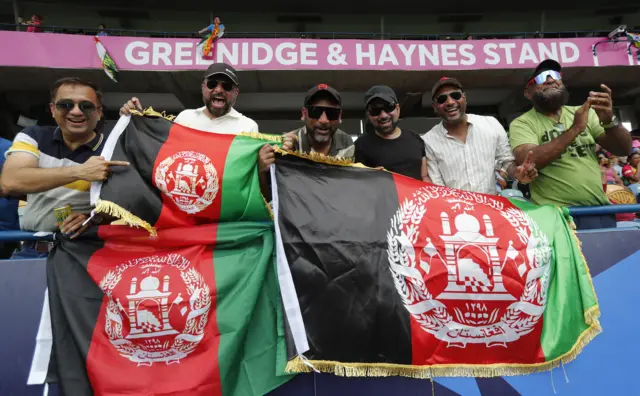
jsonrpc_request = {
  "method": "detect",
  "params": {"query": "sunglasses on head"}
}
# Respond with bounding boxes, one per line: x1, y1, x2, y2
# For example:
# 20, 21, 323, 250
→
206, 79, 234, 91
435, 91, 463, 105
367, 102, 396, 117
527, 70, 562, 87
54, 99, 97, 114
306, 106, 341, 121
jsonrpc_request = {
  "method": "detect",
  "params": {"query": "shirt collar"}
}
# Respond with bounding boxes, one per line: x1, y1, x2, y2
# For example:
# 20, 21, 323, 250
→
437, 114, 475, 136
53, 127, 104, 151
198, 106, 242, 119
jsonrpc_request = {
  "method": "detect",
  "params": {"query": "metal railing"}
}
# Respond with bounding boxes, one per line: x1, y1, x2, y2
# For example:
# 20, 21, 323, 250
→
0, 23, 611, 41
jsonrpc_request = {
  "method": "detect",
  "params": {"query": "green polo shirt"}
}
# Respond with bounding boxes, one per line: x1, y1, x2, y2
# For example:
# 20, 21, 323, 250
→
509, 106, 609, 207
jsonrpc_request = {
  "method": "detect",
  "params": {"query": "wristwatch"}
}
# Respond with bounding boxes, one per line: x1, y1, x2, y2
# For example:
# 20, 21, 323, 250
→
601, 115, 620, 129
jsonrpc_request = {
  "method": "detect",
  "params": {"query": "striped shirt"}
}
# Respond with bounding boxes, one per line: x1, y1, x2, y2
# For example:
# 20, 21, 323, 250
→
6, 126, 105, 232
423, 114, 515, 195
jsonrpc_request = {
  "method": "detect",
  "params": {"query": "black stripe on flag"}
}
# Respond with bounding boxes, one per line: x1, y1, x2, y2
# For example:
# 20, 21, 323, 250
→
47, 231, 105, 395
275, 155, 412, 364
99, 116, 169, 226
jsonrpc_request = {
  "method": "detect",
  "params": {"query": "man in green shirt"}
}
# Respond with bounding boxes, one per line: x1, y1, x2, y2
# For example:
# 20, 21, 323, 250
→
509, 59, 632, 229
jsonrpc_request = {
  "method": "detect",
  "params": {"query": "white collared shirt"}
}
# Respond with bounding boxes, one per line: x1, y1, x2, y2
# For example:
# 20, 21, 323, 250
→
173, 107, 259, 134
423, 114, 515, 195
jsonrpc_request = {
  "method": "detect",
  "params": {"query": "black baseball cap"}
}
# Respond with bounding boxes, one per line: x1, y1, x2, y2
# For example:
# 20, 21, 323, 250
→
526, 59, 562, 86
204, 62, 239, 85
364, 85, 398, 107
431, 77, 464, 100
304, 83, 342, 106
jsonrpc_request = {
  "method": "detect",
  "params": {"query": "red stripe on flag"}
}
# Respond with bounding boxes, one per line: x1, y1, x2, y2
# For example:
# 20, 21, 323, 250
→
391, 175, 545, 366
86, 225, 222, 396
152, 124, 236, 229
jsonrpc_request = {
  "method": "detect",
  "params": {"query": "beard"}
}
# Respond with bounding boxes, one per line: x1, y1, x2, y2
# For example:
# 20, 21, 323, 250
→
531, 86, 568, 114
306, 121, 336, 144
203, 94, 233, 118
373, 117, 398, 135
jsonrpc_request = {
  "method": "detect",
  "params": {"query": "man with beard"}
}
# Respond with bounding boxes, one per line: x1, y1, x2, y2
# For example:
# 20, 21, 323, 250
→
121, 63, 258, 134
509, 59, 632, 228
354, 85, 430, 181
285, 84, 354, 158
423, 77, 537, 194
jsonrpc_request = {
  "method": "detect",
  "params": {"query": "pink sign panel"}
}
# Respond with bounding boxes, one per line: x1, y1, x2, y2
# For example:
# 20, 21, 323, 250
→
1, 31, 638, 71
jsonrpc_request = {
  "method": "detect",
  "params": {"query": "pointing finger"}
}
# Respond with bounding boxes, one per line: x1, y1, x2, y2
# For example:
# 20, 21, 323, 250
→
105, 160, 130, 167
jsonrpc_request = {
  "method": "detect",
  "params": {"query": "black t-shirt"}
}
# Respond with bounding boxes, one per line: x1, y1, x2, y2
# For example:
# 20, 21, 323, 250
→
354, 129, 426, 180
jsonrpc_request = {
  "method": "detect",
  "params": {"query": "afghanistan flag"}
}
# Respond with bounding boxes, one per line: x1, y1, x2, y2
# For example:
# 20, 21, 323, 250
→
272, 153, 601, 378
46, 113, 292, 396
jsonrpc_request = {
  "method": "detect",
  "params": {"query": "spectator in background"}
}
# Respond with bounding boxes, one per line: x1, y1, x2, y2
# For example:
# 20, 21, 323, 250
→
611, 156, 623, 177
622, 152, 640, 184
1, 77, 128, 258
97, 24, 109, 36
20, 14, 43, 32
509, 59, 632, 229
424, 77, 537, 194
287, 84, 354, 158
599, 156, 623, 186
0, 137, 20, 259
355, 85, 429, 181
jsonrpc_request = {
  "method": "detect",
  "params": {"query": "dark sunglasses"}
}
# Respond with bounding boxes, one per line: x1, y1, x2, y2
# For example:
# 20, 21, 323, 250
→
206, 79, 234, 91
367, 103, 396, 117
306, 106, 341, 121
54, 99, 97, 114
435, 91, 463, 105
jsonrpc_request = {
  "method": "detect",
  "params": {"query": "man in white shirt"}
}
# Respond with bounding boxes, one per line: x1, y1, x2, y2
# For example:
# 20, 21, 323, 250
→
120, 62, 258, 134
423, 77, 537, 195
119, 62, 293, 199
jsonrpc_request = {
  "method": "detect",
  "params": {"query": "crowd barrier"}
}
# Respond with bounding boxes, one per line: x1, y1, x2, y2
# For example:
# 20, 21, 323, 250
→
0, 205, 638, 396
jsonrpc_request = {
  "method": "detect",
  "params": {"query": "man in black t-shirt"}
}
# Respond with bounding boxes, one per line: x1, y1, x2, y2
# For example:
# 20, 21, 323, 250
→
355, 85, 430, 181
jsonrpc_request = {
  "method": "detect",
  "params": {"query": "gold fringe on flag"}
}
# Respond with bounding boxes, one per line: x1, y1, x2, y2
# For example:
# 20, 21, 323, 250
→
129, 107, 176, 122
273, 146, 368, 168
94, 199, 157, 236
239, 131, 283, 144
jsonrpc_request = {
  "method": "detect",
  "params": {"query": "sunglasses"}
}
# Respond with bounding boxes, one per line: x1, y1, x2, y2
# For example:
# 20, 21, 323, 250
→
368, 103, 396, 117
206, 79, 234, 91
435, 91, 463, 105
54, 99, 97, 114
527, 70, 562, 87
306, 106, 341, 121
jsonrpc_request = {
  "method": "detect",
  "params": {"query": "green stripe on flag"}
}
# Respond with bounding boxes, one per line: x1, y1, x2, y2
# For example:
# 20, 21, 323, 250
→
510, 200, 600, 363
219, 134, 277, 222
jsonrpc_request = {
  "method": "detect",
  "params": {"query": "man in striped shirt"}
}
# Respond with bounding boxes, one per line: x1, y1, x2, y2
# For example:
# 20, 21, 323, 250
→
423, 77, 537, 195
1, 77, 128, 255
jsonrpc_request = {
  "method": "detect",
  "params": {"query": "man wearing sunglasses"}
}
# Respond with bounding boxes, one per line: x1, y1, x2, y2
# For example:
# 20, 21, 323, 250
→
1, 77, 129, 256
286, 84, 354, 158
424, 77, 537, 195
121, 63, 259, 135
354, 85, 429, 181
509, 59, 632, 228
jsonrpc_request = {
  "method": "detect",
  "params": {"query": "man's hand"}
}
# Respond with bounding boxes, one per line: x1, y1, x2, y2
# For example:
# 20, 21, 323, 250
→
258, 144, 275, 173
589, 84, 614, 125
119, 97, 143, 116
514, 151, 538, 184
60, 212, 91, 239
571, 98, 592, 133
282, 133, 297, 151
78, 156, 129, 182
